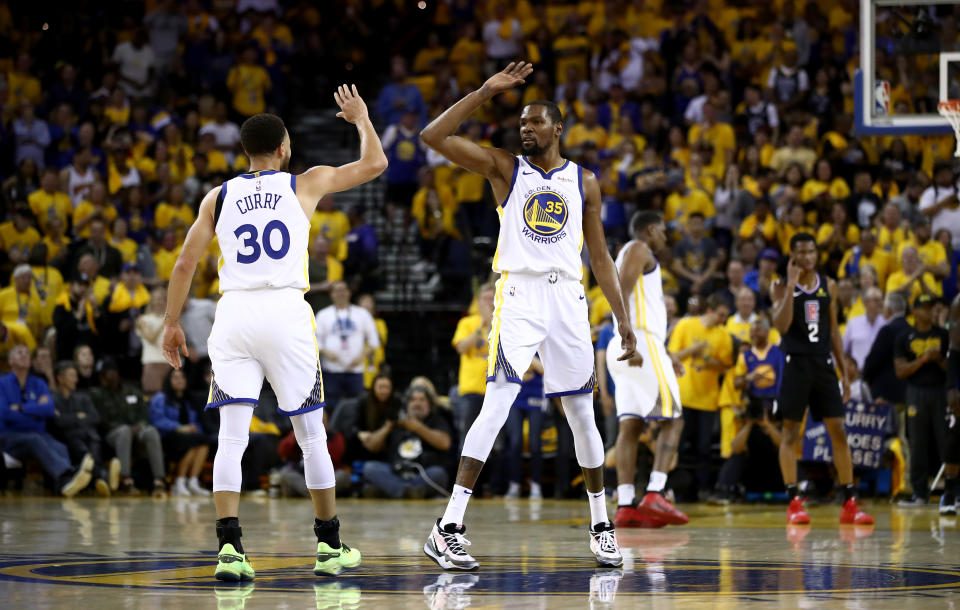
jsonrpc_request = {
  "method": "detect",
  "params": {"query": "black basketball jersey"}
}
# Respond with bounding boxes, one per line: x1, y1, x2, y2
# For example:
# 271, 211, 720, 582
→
780, 273, 832, 356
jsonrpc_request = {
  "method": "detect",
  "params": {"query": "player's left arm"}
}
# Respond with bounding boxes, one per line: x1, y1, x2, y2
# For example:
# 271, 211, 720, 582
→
161, 186, 218, 369
583, 171, 636, 361
827, 277, 849, 401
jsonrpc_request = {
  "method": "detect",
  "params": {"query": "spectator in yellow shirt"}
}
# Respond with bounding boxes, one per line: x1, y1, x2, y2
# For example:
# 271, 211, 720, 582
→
897, 217, 948, 279
724, 287, 781, 345
876, 203, 910, 257
838, 232, 892, 288
73, 182, 118, 239
154, 184, 195, 240
0, 320, 36, 364
310, 195, 350, 261
7, 53, 42, 107
664, 173, 716, 228
0, 265, 45, 339
739, 197, 777, 247
778, 203, 815, 254
413, 31, 448, 74
800, 159, 851, 203
28, 169, 72, 234
452, 284, 495, 447
688, 101, 736, 169
769, 125, 817, 175
109, 217, 139, 265
816, 202, 860, 269
886, 245, 942, 302
152, 230, 181, 282
0, 207, 41, 265
668, 293, 734, 493
358, 294, 388, 389
412, 168, 462, 246
226, 46, 271, 118
564, 104, 607, 153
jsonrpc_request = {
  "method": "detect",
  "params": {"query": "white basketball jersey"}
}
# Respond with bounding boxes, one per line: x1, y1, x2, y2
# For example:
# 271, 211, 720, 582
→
66, 166, 96, 208
493, 156, 585, 280
215, 170, 308, 292
615, 240, 668, 342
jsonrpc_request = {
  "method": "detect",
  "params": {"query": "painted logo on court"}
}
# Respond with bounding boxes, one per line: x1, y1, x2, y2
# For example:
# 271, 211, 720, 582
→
522, 189, 568, 238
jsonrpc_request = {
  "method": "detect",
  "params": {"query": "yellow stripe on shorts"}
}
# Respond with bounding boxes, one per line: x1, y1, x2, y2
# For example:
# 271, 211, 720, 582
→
486, 271, 508, 379
637, 278, 672, 417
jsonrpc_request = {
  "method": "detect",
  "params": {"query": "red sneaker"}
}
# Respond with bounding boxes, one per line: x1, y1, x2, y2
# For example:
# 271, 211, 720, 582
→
787, 496, 811, 525
839, 498, 874, 525
636, 492, 689, 525
614, 505, 666, 528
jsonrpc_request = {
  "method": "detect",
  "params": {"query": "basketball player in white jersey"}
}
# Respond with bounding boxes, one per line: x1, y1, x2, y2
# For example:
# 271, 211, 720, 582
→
420, 62, 637, 569
62, 148, 97, 208
606, 212, 689, 528
160, 85, 388, 582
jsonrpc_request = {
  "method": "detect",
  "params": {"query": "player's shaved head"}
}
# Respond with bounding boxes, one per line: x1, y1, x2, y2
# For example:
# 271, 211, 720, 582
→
240, 113, 287, 157
523, 100, 563, 125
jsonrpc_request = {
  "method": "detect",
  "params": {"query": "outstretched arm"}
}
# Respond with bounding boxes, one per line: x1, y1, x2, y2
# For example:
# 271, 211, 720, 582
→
420, 63, 532, 195
161, 187, 217, 369
296, 84, 388, 211
583, 171, 636, 361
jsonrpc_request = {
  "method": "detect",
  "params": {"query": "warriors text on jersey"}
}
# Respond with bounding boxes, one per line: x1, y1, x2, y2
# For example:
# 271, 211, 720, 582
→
493, 156, 585, 280
214, 169, 309, 292
780, 272, 832, 355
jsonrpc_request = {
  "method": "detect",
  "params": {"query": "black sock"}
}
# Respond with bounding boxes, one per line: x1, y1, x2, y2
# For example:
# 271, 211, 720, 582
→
841, 484, 856, 502
314, 516, 341, 548
216, 517, 243, 553
786, 484, 800, 499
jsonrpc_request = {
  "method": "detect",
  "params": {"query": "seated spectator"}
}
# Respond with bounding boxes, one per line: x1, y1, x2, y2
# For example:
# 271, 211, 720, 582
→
136, 287, 170, 394
817, 202, 860, 274
725, 287, 780, 344
504, 357, 546, 499
877, 203, 910, 258
352, 374, 402, 460
28, 169, 72, 236
0, 206, 41, 266
671, 213, 719, 298
0, 345, 92, 497
769, 126, 816, 175
0, 322, 36, 367
839, 231, 891, 288
274, 409, 350, 497
90, 356, 165, 496
744, 248, 779, 309
305, 236, 342, 313
76, 252, 113, 303
77, 218, 124, 279
149, 368, 210, 497
27, 242, 63, 323
73, 345, 97, 390
361, 385, 452, 499
52, 360, 117, 496
886, 245, 942, 302
777, 204, 814, 255
898, 217, 949, 280
738, 197, 777, 248
31, 346, 56, 391
104, 263, 149, 360
53, 274, 100, 362
241, 402, 284, 494
73, 182, 117, 239
0, 265, 46, 339
710, 317, 784, 502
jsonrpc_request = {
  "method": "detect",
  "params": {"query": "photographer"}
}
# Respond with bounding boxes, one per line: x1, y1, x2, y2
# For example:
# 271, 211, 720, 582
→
361, 385, 452, 499
710, 317, 784, 503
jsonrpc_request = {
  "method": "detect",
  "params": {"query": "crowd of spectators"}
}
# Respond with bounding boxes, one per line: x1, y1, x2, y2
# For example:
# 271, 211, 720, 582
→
1, 0, 959, 505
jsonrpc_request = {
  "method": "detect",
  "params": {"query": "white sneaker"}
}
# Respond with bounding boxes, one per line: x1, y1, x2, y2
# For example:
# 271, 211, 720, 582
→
171, 479, 191, 497
423, 573, 479, 610
108, 457, 121, 491
589, 522, 623, 567
529, 483, 542, 499
504, 482, 520, 498
423, 519, 479, 570
188, 478, 211, 496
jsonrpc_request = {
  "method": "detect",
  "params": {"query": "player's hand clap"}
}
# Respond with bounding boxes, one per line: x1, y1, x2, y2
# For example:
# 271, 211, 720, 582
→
334, 84, 369, 124
161, 321, 189, 370
617, 325, 637, 361
480, 62, 534, 98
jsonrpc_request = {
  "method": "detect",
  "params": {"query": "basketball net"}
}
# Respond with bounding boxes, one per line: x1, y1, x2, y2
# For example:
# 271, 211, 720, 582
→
938, 100, 960, 157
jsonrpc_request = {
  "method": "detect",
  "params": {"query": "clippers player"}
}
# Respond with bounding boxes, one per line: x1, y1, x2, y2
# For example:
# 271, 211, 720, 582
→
419, 62, 637, 569
160, 86, 388, 581
943, 294, 960, 515
607, 212, 689, 528
771, 233, 873, 525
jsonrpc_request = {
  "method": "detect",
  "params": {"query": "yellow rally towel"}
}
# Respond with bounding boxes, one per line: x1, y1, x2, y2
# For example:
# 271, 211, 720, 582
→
250, 415, 281, 436
108, 283, 150, 313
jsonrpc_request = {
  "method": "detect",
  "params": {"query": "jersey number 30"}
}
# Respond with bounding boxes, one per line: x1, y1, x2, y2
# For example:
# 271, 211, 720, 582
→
235, 221, 290, 264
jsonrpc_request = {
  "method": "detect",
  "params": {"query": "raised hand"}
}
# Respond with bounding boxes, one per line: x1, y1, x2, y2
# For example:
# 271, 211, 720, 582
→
334, 84, 369, 124
481, 62, 534, 97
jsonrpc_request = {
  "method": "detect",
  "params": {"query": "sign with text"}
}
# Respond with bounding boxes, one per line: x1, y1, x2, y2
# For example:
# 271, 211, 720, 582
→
801, 401, 890, 469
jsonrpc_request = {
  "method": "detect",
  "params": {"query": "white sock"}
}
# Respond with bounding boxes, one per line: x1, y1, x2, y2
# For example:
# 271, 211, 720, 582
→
588, 489, 608, 527
647, 471, 667, 493
441, 484, 473, 527
530, 482, 541, 495
507, 481, 520, 494
617, 484, 636, 506
175, 477, 187, 486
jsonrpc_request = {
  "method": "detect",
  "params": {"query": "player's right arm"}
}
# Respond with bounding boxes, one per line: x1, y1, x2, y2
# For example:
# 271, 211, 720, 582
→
296, 85, 388, 213
770, 258, 800, 334
616, 241, 651, 306
420, 63, 533, 197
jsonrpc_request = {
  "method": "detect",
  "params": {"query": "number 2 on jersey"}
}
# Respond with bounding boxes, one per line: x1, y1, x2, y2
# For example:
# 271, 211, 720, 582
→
807, 322, 818, 342
234, 220, 290, 264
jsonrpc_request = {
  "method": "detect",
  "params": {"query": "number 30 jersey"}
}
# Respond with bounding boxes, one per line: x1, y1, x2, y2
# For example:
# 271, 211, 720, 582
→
493, 156, 586, 280
214, 170, 309, 292
780, 272, 832, 356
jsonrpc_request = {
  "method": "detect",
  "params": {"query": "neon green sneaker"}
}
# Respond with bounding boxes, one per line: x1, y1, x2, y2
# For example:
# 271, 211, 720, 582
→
314, 582, 362, 609
215, 543, 255, 582
313, 541, 361, 576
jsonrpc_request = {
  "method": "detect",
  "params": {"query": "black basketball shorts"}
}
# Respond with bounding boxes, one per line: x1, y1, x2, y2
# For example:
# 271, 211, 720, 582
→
775, 353, 845, 422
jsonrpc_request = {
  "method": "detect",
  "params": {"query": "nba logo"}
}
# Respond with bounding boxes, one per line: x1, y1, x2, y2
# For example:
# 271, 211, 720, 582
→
804, 300, 819, 323
256, 180, 262, 191
875, 81, 890, 116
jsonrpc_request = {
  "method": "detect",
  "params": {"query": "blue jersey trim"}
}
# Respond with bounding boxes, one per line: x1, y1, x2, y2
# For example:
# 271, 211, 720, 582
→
499, 157, 519, 208
577, 165, 585, 211
486, 374, 523, 385
545, 387, 595, 398
283, 402, 325, 416
643, 261, 659, 275
617, 413, 681, 421
522, 156, 569, 179
205, 398, 259, 409
238, 170, 280, 179
290, 173, 296, 193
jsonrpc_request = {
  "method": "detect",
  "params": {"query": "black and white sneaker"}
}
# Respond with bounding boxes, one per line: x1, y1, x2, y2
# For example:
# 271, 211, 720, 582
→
424, 519, 479, 571
940, 493, 958, 516
589, 569, 623, 609
589, 522, 623, 567
423, 573, 479, 610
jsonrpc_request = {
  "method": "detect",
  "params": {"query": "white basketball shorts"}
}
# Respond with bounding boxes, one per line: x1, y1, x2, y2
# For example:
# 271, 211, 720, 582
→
606, 330, 682, 420
206, 287, 324, 415
486, 271, 596, 397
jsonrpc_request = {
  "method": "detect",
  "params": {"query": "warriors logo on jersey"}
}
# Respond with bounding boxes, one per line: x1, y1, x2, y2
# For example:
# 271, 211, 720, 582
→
522, 188, 568, 240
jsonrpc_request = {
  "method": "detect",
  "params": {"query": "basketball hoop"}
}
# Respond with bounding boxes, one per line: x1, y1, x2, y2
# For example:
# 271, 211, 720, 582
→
938, 100, 960, 157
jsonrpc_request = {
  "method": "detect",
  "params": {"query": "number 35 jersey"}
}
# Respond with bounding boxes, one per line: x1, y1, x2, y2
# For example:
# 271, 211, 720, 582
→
493, 156, 585, 280
214, 170, 309, 292
780, 272, 832, 356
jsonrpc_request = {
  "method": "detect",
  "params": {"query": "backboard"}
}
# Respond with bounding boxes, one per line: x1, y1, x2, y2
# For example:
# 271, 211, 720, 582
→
856, 0, 960, 134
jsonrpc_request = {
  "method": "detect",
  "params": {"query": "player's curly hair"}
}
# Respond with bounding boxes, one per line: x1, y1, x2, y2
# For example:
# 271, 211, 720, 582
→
240, 113, 287, 157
